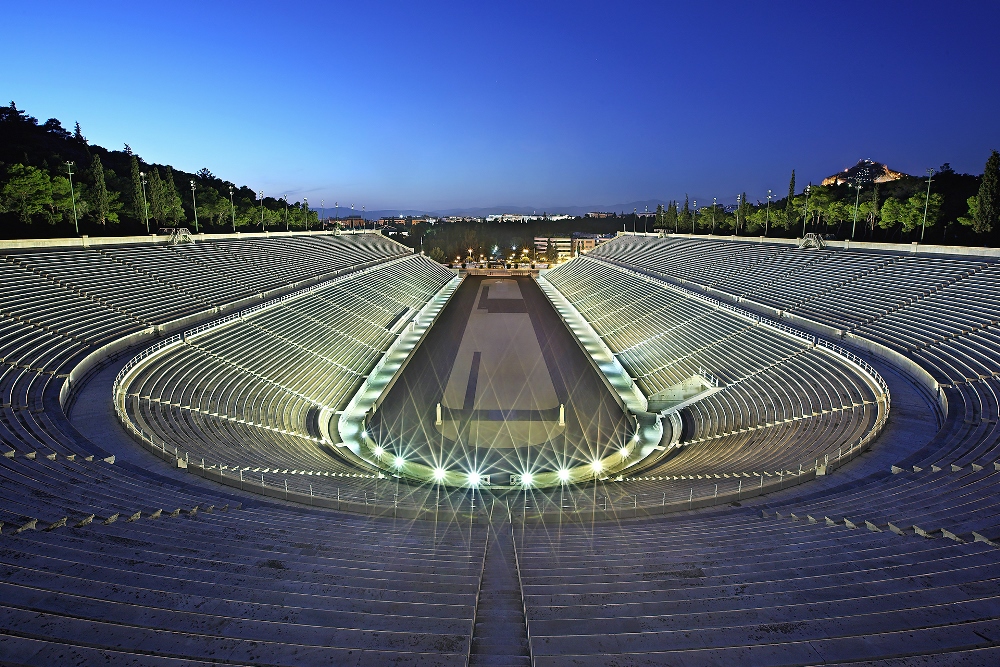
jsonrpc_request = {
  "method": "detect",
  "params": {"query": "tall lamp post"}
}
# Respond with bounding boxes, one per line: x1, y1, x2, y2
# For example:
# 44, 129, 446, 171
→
190, 180, 199, 233
765, 189, 772, 237
712, 197, 717, 235
851, 182, 862, 240
283, 195, 289, 231
735, 194, 741, 235
66, 161, 79, 235
318, 199, 324, 231
633, 208, 637, 234
303, 198, 308, 232
259, 191, 265, 231
139, 171, 150, 233
801, 185, 811, 237
921, 168, 935, 242
692, 200, 697, 234
229, 186, 236, 232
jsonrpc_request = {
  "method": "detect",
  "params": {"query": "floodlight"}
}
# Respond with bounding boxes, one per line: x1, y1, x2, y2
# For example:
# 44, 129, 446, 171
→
432, 467, 446, 481
468, 471, 481, 486
632, 432, 640, 442
393, 456, 405, 468
619, 446, 630, 459
372, 445, 385, 458
557, 468, 571, 482
590, 460, 603, 473
521, 472, 534, 487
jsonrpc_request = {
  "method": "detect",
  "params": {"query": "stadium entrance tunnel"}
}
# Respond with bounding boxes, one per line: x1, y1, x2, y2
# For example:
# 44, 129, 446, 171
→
356, 276, 667, 488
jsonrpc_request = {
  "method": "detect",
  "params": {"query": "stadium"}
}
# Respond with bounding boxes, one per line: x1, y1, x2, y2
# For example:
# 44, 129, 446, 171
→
1, 227, 999, 666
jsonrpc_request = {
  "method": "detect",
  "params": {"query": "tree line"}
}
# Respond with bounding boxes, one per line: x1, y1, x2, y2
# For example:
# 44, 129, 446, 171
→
653, 155, 999, 246
0, 102, 318, 238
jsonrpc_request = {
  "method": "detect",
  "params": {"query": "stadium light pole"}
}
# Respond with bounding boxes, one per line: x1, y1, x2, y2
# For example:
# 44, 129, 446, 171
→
712, 198, 717, 235
190, 180, 199, 233
259, 191, 265, 231
851, 182, 862, 240
303, 198, 308, 232
319, 199, 324, 231
735, 194, 741, 235
692, 200, 697, 235
139, 171, 150, 234
921, 168, 934, 241
644, 205, 648, 234
229, 186, 236, 232
801, 185, 811, 237
633, 208, 637, 234
283, 195, 289, 231
765, 190, 772, 237
66, 161, 79, 235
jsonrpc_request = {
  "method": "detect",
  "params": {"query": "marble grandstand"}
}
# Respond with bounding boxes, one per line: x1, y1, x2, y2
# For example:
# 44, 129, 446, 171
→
0, 228, 998, 665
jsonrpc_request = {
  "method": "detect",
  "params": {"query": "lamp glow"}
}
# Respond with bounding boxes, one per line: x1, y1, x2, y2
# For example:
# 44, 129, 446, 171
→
557, 468, 570, 482
393, 456, 405, 468
372, 445, 385, 458
468, 471, 481, 486
590, 460, 603, 473
432, 467, 446, 481
521, 472, 534, 487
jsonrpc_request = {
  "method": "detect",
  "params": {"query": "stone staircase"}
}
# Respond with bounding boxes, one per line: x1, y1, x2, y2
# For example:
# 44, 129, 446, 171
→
469, 515, 531, 666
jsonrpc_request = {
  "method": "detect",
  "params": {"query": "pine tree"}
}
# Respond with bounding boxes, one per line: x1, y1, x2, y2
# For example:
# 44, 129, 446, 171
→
785, 170, 796, 229
163, 166, 184, 225
73, 122, 86, 143
148, 169, 166, 224
973, 150, 999, 233
740, 191, 749, 234
680, 195, 691, 231
665, 201, 678, 232
90, 154, 111, 225
129, 155, 144, 221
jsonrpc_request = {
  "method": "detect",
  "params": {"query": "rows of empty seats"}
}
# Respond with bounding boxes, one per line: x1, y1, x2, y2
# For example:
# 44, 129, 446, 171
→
516, 503, 1000, 665
591, 234, 1000, 388
121, 254, 455, 499
544, 254, 882, 489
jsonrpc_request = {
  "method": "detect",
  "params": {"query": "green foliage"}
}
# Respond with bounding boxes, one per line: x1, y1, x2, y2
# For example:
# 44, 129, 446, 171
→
88, 154, 121, 225
784, 169, 796, 229
428, 246, 446, 263
0, 164, 51, 223
962, 150, 999, 233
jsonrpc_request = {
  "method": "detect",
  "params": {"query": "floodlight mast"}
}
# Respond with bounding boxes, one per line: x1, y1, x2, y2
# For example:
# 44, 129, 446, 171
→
190, 180, 199, 233
229, 186, 236, 232
851, 182, 862, 240
139, 171, 150, 234
765, 189, 773, 237
921, 168, 934, 241
66, 162, 79, 235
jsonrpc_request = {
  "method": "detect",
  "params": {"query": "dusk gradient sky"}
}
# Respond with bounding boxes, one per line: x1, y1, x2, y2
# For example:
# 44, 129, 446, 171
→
5, 1, 1000, 211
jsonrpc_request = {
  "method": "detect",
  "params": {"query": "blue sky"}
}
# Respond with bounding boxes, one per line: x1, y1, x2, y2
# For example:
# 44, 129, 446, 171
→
4, 1, 999, 211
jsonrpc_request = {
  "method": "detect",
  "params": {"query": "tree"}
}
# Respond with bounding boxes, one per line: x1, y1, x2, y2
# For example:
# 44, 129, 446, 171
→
961, 150, 999, 233
148, 168, 166, 224
665, 201, 678, 232
73, 121, 86, 143
0, 164, 51, 224
162, 167, 184, 224
428, 246, 446, 263
49, 175, 75, 224
87, 154, 120, 225
785, 169, 796, 229
879, 197, 907, 231
679, 195, 691, 232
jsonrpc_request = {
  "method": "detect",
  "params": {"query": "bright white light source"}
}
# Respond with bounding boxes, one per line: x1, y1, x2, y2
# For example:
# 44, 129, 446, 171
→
393, 456, 405, 468
619, 446, 630, 459
557, 468, 571, 482
591, 460, 604, 473
521, 472, 534, 487
372, 445, 385, 458
632, 432, 640, 442
468, 471, 481, 486
432, 467, 446, 481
